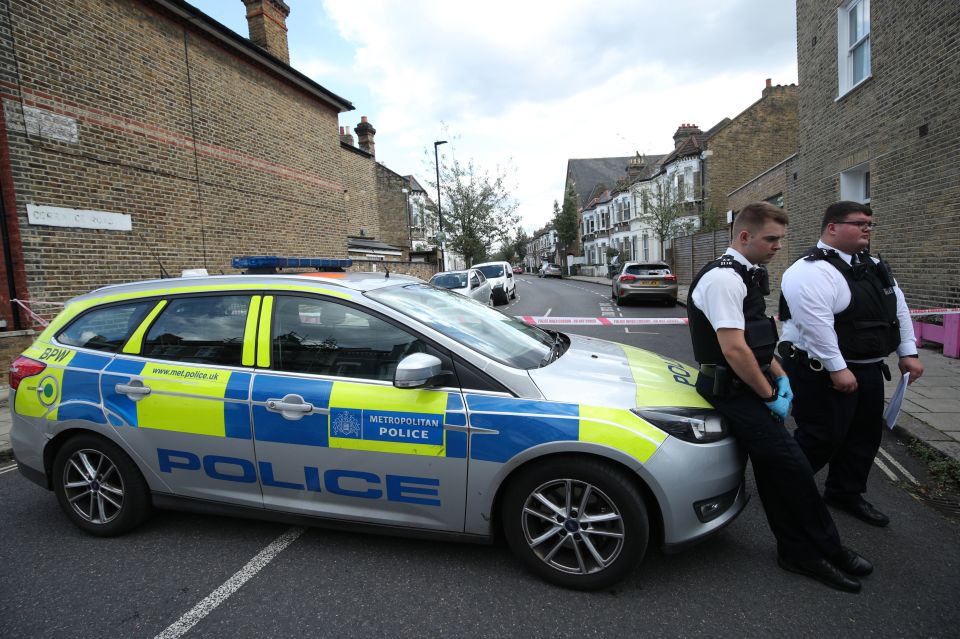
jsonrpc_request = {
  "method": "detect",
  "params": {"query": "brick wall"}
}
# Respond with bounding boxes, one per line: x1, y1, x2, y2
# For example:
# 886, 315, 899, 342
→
0, 0, 349, 318
793, 0, 960, 310
376, 165, 412, 255
340, 143, 378, 240
705, 84, 798, 216
727, 155, 797, 302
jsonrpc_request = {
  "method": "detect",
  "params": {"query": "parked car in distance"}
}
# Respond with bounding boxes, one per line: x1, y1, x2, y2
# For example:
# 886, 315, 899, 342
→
539, 263, 562, 278
512, 265, 523, 274
612, 261, 678, 306
473, 260, 517, 305
429, 269, 492, 305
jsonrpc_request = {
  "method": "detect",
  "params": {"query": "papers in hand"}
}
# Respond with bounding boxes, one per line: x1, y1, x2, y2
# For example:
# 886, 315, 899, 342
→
883, 372, 910, 430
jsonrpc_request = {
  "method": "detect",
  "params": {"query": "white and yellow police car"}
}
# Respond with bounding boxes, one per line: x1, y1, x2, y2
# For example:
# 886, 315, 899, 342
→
9, 263, 746, 590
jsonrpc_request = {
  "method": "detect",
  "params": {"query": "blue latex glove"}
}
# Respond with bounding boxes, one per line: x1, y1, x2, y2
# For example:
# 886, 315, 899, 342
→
765, 394, 791, 421
775, 375, 794, 402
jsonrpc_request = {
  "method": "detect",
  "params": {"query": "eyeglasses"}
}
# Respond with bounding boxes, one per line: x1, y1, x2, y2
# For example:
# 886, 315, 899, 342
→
834, 221, 877, 230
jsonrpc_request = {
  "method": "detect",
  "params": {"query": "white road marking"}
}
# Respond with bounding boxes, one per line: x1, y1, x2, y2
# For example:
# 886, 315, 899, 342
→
0, 463, 18, 475
877, 446, 919, 485
872, 457, 899, 483
624, 329, 660, 335
154, 526, 305, 639
544, 308, 552, 316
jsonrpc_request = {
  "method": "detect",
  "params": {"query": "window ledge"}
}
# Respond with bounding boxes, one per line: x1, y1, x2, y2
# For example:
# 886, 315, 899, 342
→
836, 74, 873, 101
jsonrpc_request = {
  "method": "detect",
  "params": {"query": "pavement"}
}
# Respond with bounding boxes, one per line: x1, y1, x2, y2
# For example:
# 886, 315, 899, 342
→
0, 277, 957, 463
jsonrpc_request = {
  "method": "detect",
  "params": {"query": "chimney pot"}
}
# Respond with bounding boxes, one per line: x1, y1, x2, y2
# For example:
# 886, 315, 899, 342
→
765, 78, 772, 88
354, 116, 377, 156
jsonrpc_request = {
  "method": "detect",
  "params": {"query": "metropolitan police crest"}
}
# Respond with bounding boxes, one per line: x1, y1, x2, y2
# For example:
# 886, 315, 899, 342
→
331, 409, 362, 439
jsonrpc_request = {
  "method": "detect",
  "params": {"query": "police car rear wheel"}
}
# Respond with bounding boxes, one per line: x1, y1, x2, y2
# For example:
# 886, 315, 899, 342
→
503, 458, 648, 590
52, 435, 152, 537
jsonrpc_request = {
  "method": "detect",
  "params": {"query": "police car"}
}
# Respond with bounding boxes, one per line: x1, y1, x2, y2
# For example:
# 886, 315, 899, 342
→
9, 260, 746, 590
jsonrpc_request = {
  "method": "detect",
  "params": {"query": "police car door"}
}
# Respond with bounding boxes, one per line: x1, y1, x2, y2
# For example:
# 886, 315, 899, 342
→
250, 294, 467, 532
100, 294, 260, 507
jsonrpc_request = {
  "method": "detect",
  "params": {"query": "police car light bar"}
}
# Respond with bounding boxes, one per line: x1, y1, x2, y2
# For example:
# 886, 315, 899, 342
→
232, 256, 353, 274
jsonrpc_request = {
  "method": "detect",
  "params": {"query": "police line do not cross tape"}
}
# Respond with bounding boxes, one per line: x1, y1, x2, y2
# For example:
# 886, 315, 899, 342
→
517, 307, 960, 327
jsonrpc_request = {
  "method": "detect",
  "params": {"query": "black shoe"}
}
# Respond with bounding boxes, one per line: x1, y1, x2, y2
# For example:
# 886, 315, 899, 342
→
824, 495, 890, 527
833, 546, 873, 577
777, 555, 862, 593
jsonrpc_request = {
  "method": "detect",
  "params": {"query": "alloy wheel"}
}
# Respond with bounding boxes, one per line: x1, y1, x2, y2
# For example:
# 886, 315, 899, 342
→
61, 448, 125, 525
520, 478, 625, 575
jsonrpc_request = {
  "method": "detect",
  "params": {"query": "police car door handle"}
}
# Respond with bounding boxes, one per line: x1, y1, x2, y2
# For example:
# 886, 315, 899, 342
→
266, 394, 314, 419
115, 381, 151, 400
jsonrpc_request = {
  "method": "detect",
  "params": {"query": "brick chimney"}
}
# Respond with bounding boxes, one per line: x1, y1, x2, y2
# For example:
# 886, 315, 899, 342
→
625, 152, 646, 180
354, 116, 376, 156
672, 123, 702, 148
242, 0, 291, 64
339, 126, 354, 147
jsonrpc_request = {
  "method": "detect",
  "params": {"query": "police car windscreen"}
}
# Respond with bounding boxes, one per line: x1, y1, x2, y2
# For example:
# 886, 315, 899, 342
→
368, 284, 553, 369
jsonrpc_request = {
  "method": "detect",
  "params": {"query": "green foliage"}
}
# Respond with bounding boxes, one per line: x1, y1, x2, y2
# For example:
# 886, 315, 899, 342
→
425, 146, 520, 268
908, 440, 960, 487
635, 181, 695, 256
513, 227, 528, 262
553, 183, 580, 249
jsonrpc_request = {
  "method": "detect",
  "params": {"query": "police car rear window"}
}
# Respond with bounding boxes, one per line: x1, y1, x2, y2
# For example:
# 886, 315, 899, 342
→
57, 301, 155, 352
142, 295, 250, 366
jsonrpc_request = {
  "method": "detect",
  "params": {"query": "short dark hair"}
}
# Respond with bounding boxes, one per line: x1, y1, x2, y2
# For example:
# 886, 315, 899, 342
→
733, 202, 788, 234
821, 201, 873, 232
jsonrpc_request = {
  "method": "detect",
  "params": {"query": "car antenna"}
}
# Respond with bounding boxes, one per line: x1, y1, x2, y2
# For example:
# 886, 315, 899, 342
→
138, 232, 170, 279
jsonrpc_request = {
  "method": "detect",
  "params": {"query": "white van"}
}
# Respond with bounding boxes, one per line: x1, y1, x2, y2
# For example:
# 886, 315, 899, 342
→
473, 260, 517, 305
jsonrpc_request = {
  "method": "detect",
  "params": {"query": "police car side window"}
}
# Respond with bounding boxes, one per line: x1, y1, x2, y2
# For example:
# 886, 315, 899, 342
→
142, 295, 250, 366
271, 296, 426, 382
57, 301, 155, 352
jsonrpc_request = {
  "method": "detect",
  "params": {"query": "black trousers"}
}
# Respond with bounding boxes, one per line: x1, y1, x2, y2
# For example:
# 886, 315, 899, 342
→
784, 358, 885, 499
696, 376, 843, 562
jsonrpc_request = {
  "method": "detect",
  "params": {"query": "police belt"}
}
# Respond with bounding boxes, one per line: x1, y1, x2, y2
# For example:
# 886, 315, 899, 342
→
776, 341, 825, 372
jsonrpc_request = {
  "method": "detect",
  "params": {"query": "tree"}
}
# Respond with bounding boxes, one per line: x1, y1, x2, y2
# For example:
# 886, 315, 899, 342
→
552, 182, 579, 274
512, 227, 528, 264
635, 180, 695, 260
425, 146, 520, 268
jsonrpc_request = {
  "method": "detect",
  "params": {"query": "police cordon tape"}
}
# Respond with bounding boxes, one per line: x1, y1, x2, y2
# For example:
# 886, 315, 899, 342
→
518, 308, 960, 327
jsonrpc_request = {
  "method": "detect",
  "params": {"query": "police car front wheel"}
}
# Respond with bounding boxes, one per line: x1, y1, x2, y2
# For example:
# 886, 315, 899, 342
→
52, 434, 152, 537
502, 457, 649, 590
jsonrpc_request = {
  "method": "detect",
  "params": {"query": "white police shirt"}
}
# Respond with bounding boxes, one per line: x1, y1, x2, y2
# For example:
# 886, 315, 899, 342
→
780, 240, 917, 372
690, 248, 756, 331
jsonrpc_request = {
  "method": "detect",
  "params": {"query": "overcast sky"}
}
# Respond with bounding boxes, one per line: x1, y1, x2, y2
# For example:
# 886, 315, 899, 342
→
188, 0, 798, 234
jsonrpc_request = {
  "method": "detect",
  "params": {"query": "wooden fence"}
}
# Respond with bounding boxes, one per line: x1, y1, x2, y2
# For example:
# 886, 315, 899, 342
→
671, 229, 731, 284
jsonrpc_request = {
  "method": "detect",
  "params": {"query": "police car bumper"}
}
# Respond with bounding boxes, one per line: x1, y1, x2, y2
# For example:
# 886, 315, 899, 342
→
642, 435, 748, 550
9, 399, 49, 489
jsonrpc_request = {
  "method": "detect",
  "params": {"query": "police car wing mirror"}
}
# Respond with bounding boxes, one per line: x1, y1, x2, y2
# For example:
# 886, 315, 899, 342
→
394, 352, 443, 389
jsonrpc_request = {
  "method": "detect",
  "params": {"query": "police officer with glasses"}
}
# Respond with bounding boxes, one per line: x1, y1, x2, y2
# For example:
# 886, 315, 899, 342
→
688, 202, 870, 593
779, 201, 923, 528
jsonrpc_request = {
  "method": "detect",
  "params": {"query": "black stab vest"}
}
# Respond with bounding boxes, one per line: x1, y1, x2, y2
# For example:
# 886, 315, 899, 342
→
779, 247, 900, 360
688, 254, 778, 367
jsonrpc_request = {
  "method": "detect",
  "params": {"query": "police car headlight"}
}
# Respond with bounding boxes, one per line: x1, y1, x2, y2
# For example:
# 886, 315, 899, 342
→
631, 408, 728, 444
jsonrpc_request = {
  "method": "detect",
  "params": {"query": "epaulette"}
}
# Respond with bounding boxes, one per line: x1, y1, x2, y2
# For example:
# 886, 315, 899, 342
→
803, 247, 839, 262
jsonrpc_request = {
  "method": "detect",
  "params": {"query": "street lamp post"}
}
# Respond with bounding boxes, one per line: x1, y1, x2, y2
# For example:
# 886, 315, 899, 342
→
434, 140, 447, 270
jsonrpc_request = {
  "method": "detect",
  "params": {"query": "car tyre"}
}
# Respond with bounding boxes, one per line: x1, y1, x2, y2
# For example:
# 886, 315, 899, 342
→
493, 288, 509, 305
510, 286, 517, 300
502, 457, 649, 591
52, 434, 152, 537
615, 293, 624, 306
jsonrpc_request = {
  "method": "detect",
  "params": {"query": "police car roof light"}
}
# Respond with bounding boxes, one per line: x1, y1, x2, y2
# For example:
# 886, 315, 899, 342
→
232, 256, 353, 275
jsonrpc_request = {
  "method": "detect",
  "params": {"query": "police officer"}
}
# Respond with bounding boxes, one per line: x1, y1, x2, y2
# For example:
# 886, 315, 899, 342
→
689, 202, 870, 593
780, 201, 924, 527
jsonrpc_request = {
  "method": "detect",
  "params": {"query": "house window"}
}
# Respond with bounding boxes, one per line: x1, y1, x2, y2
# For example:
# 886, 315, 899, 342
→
838, 0, 870, 96
642, 234, 649, 261
676, 174, 685, 201
766, 193, 784, 208
624, 200, 631, 218
840, 163, 870, 203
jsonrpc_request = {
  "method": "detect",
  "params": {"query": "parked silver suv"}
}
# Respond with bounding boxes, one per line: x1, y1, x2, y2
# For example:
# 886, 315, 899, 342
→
612, 261, 678, 306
